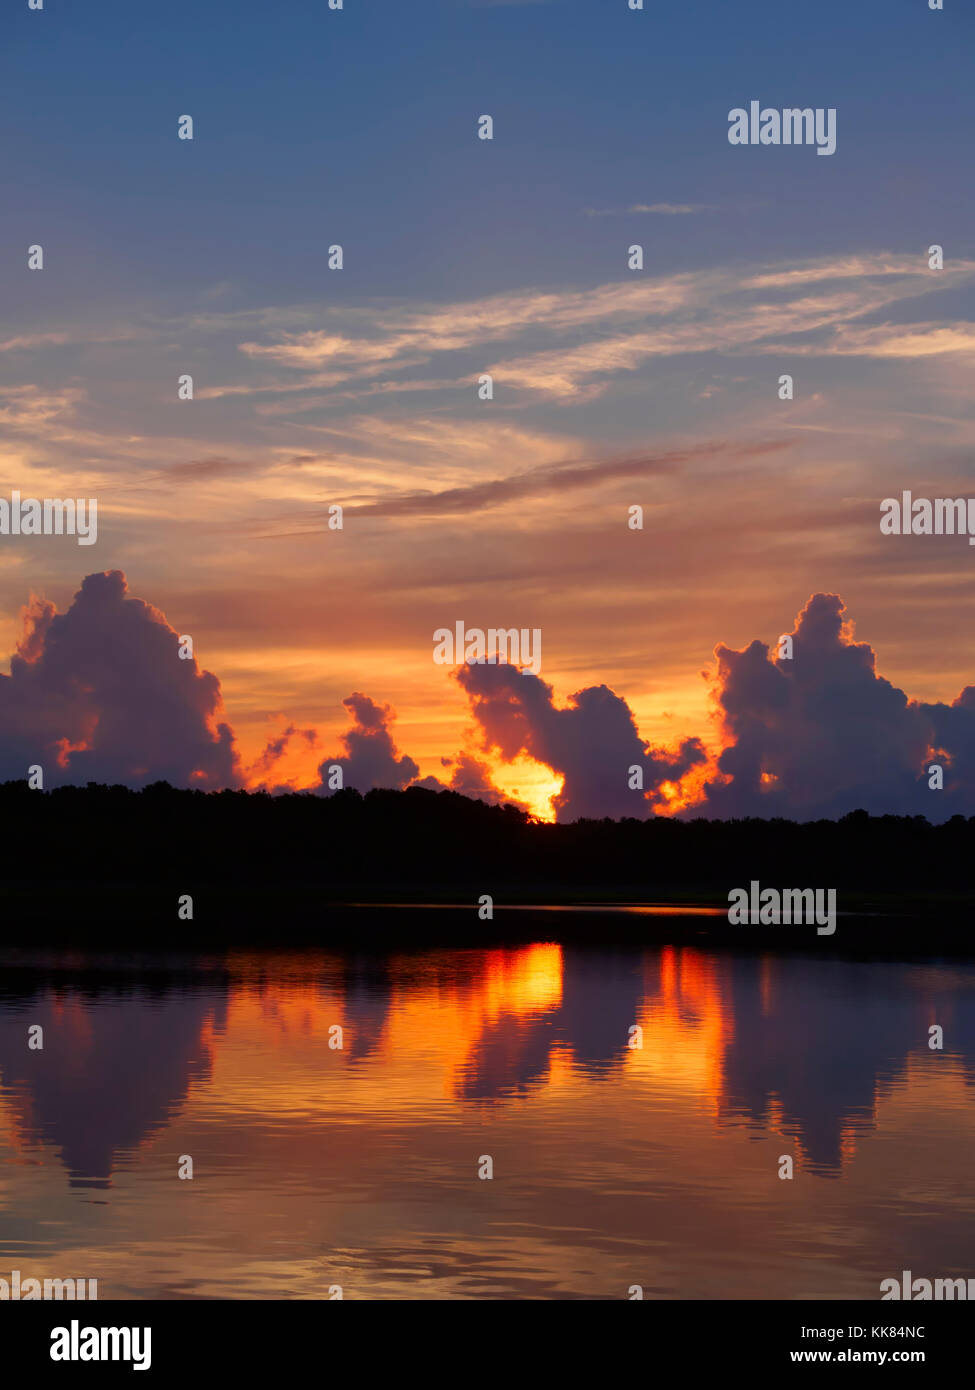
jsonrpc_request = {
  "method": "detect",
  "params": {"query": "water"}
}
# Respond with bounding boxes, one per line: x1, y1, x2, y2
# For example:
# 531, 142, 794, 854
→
1, 933, 973, 1300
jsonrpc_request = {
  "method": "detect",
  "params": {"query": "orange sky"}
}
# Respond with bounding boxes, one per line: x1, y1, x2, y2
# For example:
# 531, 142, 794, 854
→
4, 253, 975, 816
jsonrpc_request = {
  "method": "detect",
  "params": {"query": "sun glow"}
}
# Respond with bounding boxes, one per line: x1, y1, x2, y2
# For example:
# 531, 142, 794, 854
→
652, 755, 718, 816
486, 754, 564, 821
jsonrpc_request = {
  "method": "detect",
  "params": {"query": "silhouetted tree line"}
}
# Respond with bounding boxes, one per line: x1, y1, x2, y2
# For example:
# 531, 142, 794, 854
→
3, 780, 973, 899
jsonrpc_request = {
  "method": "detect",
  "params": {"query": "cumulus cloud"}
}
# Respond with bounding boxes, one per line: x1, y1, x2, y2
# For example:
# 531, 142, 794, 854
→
456, 662, 706, 822
10, 573, 975, 826
695, 592, 975, 821
317, 692, 419, 793
922, 686, 975, 809
414, 750, 528, 810
0, 570, 238, 788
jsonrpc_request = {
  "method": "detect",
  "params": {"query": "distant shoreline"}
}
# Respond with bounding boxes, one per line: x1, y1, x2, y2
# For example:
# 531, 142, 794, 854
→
2, 884, 972, 957
2, 782, 973, 954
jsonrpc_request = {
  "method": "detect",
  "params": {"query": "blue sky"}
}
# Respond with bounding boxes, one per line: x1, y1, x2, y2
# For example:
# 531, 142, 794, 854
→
4, 0, 973, 311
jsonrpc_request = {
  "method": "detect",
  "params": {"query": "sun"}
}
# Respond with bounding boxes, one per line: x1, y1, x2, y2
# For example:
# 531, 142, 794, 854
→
486, 754, 564, 822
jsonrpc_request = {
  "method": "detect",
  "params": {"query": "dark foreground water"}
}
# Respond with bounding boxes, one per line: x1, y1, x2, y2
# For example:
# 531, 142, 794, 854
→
1, 933, 973, 1299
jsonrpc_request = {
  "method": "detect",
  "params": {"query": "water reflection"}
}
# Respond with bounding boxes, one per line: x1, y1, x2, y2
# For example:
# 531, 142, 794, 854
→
0, 939, 973, 1297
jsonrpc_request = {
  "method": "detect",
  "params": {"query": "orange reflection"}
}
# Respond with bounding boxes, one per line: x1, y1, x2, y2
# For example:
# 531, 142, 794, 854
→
208, 942, 737, 1115
627, 946, 734, 1108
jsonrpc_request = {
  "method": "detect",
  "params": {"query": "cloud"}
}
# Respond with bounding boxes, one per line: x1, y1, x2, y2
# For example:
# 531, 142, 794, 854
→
220, 252, 975, 404
585, 203, 713, 216
694, 592, 975, 821
0, 570, 239, 788
317, 692, 419, 793
414, 751, 524, 809
156, 456, 258, 483
316, 692, 530, 809
0, 332, 75, 353
0, 327, 142, 354
341, 438, 788, 520
777, 323, 975, 360
484, 281, 970, 400
0, 384, 85, 429
8, 574, 975, 827
456, 662, 706, 821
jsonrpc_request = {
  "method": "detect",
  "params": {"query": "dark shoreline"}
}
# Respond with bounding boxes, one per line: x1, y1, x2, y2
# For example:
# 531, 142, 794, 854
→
3, 782, 974, 954
2, 884, 972, 957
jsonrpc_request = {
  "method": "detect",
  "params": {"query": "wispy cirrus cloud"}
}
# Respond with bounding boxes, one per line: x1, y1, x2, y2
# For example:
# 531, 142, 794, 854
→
766, 322, 975, 359
585, 202, 714, 216
219, 253, 975, 404
9, 253, 972, 422
341, 438, 790, 520
0, 384, 86, 428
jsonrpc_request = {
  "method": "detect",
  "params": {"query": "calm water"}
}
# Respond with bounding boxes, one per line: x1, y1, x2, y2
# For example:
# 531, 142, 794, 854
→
1, 933, 973, 1300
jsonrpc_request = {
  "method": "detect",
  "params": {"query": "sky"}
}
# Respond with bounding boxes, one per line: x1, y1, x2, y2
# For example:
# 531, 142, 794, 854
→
2, 0, 974, 818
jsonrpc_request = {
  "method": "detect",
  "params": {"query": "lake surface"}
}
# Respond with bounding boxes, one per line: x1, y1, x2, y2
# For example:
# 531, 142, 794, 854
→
1, 934, 973, 1299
